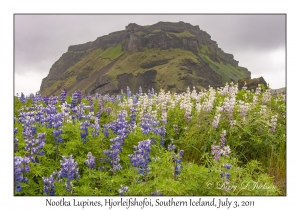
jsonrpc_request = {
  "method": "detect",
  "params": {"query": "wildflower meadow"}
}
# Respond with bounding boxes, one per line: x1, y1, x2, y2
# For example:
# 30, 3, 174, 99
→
14, 83, 286, 196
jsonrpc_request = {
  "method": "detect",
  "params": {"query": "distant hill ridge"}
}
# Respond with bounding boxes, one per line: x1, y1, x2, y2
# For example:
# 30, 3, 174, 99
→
40, 21, 252, 96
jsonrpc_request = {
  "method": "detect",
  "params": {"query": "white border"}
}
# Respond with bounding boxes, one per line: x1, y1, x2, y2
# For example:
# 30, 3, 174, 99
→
2, 0, 298, 209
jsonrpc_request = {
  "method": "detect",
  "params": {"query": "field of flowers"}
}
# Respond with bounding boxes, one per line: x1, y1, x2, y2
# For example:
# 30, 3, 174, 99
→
14, 83, 286, 196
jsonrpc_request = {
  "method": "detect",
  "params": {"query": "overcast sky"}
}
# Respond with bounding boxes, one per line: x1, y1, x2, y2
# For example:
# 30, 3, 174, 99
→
14, 14, 286, 95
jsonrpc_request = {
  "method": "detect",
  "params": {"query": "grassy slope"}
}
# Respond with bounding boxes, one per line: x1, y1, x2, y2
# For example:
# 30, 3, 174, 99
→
105, 48, 200, 91
43, 45, 126, 95
167, 30, 195, 38
100, 44, 124, 61
198, 45, 247, 83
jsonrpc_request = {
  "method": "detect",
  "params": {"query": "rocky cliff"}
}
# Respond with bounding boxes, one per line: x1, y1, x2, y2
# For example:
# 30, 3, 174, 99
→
40, 21, 251, 96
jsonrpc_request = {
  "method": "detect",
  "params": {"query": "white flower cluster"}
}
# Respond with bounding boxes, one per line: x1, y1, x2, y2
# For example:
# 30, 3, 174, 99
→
269, 115, 278, 133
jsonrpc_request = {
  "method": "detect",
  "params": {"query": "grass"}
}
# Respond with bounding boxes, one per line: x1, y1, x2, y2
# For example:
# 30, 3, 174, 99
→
198, 53, 246, 83
104, 48, 200, 91
167, 30, 195, 38
100, 44, 124, 61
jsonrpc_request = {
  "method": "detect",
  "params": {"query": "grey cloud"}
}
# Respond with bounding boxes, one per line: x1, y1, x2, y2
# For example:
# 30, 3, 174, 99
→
14, 14, 286, 90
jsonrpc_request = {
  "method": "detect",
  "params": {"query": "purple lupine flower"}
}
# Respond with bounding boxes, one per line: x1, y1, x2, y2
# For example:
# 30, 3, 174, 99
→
168, 144, 176, 151
35, 92, 43, 103
147, 89, 152, 99
179, 150, 184, 157
24, 133, 46, 162
87, 95, 94, 112
158, 126, 166, 146
103, 124, 110, 138
220, 130, 226, 148
175, 164, 183, 175
102, 110, 130, 174
98, 97, 104, 115
103, 148, 122, 173
14, 156, 30, 192
91, 117, 100, 137
225, 172, 230, 179
129, 139, 152, 175
223, 164, 232, 170
52, 113, 64, 145
20, 92, 26, 103
14, 127, 18, 151
49, 95, 58, 105
29, 93, 35, 102
57, 155, 80, 193
42, 171, 57, 196
127, 86, 132, 98
151, 88, 155, 95
44, 104, 57, 128
106, 107, 111, 115
71, 92, 77, 108
119, 185, 129, 196
52, 113, 63, 129
43, 95, 50, 105
22, 114, 46, 162
35, 106, 45, 125
129, 96, 138, 129
22, 122, 34, 140
172, 150, 184, 178
138, 86, 143, 95
211, 145, 221, 162
151, 190, 163, 196
76, 90, 82, 104
80, 121, 90, 144
140, 113, 152, 135
212, 130, 231, 161
96, 109, 101, 119
221, 172, 230, 179
53, 129, 63, 145
60, 88, 67, 104
85, 152, 96, 169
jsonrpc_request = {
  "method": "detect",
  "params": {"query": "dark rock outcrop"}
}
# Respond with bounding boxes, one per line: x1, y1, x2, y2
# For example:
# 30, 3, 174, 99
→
238, 77, 268, 90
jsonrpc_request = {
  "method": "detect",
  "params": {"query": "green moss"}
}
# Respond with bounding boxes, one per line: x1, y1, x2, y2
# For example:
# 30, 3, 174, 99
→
198, 50, 248, 85
144, 33, 156, 38
167, 30, 195, 38
100, 44, 124, 61
198, 45, 209, 55
106, 48, 198, 79
134, 31, 146, 36
152, 29, 161, 33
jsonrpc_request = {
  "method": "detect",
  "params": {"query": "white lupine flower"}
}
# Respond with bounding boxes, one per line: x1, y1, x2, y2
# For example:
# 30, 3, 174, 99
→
219, 83, 229, 96
259, 105, 267, 115
238, 101, 249, 118
230, 120, 236, 128
220, 146, 231, 157
269, 115, 278, 133
196, 102, 202, 112
262, 89, 272, 103
212, 113, 221, 129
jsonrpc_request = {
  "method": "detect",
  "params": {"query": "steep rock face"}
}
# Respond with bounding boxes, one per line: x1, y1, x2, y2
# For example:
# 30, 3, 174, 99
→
40, 21, 251, 96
